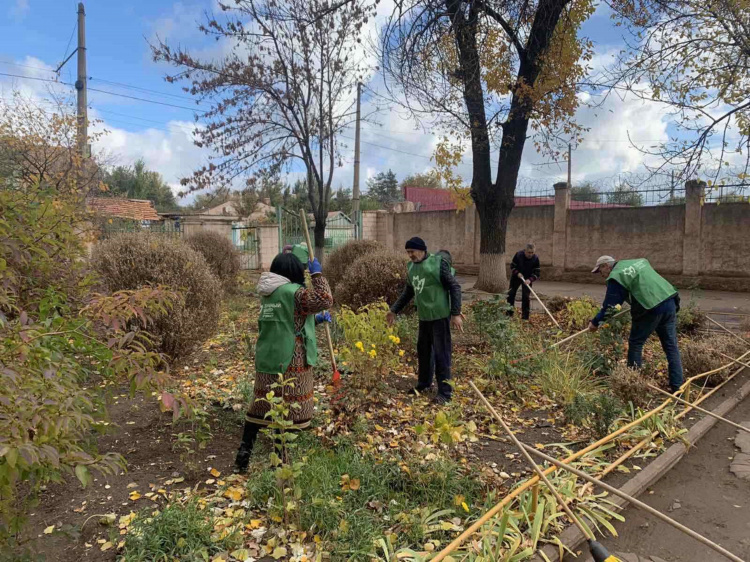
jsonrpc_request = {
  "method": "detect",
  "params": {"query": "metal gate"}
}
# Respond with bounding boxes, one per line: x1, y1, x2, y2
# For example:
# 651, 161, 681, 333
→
232, 224, 260, 270
277, 207, 362, 254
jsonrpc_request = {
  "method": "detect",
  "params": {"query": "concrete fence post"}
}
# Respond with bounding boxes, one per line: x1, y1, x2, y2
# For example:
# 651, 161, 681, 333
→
552, 181, 570, 272
683, 179, 705, 276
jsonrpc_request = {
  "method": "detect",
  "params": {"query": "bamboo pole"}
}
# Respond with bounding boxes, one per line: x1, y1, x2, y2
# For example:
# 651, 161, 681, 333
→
469, 382, 595, 540
718, 351, 750, 371
517, 274, 560, 329
648, 384, 750, 434
705, 315, 750, 346
468, 383, 746, 562
299, 210, 341, 384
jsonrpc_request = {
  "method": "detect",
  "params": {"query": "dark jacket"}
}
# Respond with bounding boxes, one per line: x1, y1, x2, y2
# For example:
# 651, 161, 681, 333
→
510, 250, 541, 282
591, 279, 680, 326
390, 253, 462, 317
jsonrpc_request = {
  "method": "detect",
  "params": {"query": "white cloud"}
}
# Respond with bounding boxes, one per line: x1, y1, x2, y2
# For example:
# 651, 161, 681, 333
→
10, 0, 29, 20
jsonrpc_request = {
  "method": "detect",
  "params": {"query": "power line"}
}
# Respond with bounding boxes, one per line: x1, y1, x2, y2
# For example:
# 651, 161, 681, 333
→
341, 134, 433, 160
0, 60, 57, 74
61, 21, 77, 67
89, 76, 199, 102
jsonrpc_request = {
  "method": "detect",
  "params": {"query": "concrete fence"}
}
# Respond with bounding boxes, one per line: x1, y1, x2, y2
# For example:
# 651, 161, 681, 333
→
362, 181, 750, 291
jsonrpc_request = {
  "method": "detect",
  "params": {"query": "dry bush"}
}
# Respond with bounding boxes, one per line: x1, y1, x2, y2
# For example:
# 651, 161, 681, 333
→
334, 248, 408, 310
609, 363, 655, 407
185, 230, 241, 291
92, 233, 222, 359
326, 239, 384, 290
545, 295, 573, 314
740, 317, 750, 336
681, 333, 747, 386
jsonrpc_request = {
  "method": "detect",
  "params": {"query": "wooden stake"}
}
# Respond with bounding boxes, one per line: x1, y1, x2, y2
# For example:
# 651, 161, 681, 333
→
549, 308, 629, 349
469, 382, 746, 562
648, 384, 750, 435
518, 274, 560, 329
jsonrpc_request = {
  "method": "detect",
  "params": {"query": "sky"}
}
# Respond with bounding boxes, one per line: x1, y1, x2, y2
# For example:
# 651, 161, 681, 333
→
0, 0, 680, 203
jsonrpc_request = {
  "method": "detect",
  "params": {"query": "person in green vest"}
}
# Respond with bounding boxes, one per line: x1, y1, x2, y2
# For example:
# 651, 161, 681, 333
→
387, 237, 463, 405
234, 251, 333, 473
588, 256, 684, 393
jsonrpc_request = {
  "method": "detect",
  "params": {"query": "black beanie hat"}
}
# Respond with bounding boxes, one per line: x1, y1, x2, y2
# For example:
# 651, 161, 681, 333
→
405, 236, 427, 251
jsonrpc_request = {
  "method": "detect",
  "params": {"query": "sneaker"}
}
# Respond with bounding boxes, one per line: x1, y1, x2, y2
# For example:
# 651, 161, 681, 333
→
669, 385, 682, 395
433, 394, 451, 406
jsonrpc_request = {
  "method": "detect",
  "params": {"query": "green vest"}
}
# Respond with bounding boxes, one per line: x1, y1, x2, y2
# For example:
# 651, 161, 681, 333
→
255, 283, 317, 373
607, 259, 677, 310
408, 254, 451, 321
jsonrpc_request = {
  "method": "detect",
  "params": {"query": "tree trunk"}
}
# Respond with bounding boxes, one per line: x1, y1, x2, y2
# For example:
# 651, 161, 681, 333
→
313, 219, 326, 266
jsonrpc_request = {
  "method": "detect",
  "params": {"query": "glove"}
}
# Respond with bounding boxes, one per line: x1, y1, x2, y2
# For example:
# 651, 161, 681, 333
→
308, 258, 322, 275
315, 311, 332, 324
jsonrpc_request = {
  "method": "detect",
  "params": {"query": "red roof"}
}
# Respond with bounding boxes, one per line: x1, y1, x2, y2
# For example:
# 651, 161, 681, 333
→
87, 197, 162, 221
403, 186, 630, 211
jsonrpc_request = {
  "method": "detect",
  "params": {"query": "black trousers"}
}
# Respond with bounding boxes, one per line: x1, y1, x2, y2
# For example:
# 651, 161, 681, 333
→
417, 317, 452, 398
506, 276, 532, 319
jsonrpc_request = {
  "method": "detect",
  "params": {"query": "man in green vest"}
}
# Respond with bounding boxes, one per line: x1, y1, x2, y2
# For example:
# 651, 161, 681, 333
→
387, 237, 463, 405
588, 255, 684, 392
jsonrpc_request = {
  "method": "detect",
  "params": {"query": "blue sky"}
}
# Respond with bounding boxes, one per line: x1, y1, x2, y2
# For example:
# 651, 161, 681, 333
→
1, 0, 678, 201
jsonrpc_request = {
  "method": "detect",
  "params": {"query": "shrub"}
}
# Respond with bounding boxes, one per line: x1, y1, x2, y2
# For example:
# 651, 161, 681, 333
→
545, 295, 573, 314
337, 302, 404, 386
741, 316, 750, 336
92, 233, 222, 359
563, 297, 599, 330
609, 363, 654, 407
334, 249, 408, 310
326, 239, 383, 290
680, 333, 746, 385
565, 393, 624, 438
676, 297, 705, 334
535, 352, 602, 405
185, 230, 241, 291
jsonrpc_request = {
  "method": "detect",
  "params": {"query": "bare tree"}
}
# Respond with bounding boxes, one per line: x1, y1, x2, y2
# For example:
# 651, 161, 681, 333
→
380, 0, 594, 292
152, 0, 377, 259
605, 0, 750, 186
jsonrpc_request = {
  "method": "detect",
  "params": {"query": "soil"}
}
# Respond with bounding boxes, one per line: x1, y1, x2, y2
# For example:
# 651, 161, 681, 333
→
20, 389, 245, 562
563, 378, 750, 562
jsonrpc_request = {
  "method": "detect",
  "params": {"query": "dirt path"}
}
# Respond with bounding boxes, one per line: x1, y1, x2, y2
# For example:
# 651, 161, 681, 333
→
563, 392, 750, 562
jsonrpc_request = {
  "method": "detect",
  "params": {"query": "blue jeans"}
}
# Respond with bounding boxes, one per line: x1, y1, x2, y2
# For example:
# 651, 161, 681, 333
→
627, 297, 684, 389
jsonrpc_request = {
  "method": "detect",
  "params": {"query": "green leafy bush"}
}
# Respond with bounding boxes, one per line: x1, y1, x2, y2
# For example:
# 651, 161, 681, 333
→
92, 233, 222, 359
185, 230, 241, 291
334, 248, 408, 310
565, 393, 624, 438
326, 239, 383, 290
563, 297, 599, 330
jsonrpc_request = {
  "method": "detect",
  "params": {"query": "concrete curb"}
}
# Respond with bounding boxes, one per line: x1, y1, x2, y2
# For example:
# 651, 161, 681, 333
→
531, 370, 750, 562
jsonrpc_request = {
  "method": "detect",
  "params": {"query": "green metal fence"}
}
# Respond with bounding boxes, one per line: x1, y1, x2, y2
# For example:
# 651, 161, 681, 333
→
276, 207, 361, 254
98, 218, 182, 239
232, 225, 260, 270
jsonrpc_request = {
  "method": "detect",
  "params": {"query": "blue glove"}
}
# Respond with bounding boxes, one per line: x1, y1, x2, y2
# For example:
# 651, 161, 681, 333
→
315, 311, 332, 324
308, 258, 322, 275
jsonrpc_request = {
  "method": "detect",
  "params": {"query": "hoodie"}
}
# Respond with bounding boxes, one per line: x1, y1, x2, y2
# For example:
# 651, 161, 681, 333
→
257, 272, 291, 297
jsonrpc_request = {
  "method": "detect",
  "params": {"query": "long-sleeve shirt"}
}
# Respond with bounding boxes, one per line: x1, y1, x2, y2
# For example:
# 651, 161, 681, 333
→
390, 255, 462, 317
510, 250, 541, 281
591, 279, 678, 326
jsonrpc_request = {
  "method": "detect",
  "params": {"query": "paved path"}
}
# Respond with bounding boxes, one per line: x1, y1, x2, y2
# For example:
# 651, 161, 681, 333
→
563, 382, 750, 562
457, 276, 750, 328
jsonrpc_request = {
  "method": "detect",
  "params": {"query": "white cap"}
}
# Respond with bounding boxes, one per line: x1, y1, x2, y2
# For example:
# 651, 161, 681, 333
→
591, 255, 615, 273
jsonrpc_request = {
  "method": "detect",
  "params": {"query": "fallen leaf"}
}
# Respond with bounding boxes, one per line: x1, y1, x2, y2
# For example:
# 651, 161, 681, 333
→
43, 525, 55, 535
129, 491, 142, 501
100, 541, 113, 552
348, 478, 360, 491
209, 468, 221, 478
271, 547, 288, 560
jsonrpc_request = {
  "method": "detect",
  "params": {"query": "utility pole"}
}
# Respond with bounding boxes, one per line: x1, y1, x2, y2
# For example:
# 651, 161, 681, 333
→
670, 169, 675, 201
76, 2, 88, 160
567, 142, 572, 188
352, 82, 362, 236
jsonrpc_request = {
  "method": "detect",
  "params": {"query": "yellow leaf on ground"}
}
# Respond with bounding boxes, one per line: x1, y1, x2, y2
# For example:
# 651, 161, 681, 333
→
100, 541, 113, 552
461, 502, 469, 513
534, 443, 545, 449
246, 519, 263, 529
348, 479, 360, 491
210, 468, 221, 477
43, 525, 55, 535
128, 491, 142, 501
271, 547, 288, 559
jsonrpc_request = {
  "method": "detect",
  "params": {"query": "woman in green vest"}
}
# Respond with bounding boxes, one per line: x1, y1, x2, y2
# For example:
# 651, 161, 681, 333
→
234, 252, 333, 473
588, 255, 684, 393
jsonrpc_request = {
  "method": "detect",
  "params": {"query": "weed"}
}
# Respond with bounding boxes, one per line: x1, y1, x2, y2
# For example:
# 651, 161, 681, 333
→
676, 296, 705, 334
535, 352, 602, 405
235, 377, 254, 405
565, 394, 624, 438
119, 501, 240, 562
171, 408, 212, 476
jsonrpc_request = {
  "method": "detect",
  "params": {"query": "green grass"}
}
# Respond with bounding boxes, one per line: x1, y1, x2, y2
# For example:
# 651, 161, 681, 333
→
245, 432, 483, 560
119, 501, 240, 562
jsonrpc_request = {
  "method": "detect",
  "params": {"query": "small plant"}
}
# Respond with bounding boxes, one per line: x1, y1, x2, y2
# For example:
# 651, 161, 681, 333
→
676, 296, 705, 334
470, 296, 512, 339
414, 411, 478, 446
337, 302, 404, 386
609, 363, 654, 407
565, 393, 624, 438
564, 297, 599, 330
536, 352, 602, 405
119, 501, 240, 562
171, 408, 212, 476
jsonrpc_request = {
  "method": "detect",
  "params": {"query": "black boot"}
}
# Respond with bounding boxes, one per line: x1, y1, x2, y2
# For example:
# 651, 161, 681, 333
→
234, 421, 261, 474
